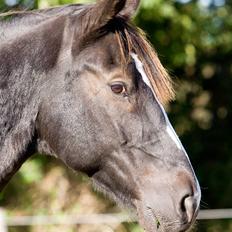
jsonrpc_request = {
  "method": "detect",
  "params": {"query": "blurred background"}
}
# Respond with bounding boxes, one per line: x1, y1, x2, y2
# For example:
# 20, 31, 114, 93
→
0, 0, 232, 231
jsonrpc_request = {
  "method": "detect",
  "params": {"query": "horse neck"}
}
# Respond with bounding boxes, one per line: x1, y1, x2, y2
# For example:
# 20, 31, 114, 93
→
0, 9, 76, 190
0, 4, 85, 42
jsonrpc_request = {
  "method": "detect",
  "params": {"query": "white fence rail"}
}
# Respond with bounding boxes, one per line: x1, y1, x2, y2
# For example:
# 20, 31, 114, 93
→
198, 209, 232, 220
0, 209, 232, 231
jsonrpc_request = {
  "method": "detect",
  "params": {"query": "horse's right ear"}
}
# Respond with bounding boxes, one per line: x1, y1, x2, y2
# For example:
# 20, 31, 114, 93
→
72, 0, 140, 54
83, 0, 127, 33
119, 0, 140, 19
83, 0, 140, 32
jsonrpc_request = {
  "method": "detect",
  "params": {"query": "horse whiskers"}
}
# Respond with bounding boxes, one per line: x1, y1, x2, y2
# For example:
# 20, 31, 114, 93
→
200, 199, 209, 209
164, 220, 185, 227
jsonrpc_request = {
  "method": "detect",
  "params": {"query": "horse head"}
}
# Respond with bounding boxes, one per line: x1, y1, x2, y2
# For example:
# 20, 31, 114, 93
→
0, 0, 201, 231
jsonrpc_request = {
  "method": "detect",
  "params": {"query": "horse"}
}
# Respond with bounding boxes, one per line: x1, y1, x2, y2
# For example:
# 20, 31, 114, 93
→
0, 0, 201, 231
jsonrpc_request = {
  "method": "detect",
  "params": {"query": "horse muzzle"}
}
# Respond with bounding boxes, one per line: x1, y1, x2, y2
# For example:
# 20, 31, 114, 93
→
134, 169, 201, 232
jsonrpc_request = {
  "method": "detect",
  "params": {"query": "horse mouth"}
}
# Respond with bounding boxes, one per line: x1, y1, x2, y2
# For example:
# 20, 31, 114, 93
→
147, 209, 162, 232
147, 207, 161, 230
138, 206, 191, 232
134, 201, 192, 232
134, 200, 163, 232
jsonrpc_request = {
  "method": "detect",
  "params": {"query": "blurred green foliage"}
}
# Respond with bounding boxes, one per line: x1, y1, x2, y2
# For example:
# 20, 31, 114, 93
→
0, 0, 232, 231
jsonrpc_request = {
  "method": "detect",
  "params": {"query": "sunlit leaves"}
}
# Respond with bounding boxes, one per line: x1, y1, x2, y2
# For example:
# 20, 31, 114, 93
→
19, 159, 43, 184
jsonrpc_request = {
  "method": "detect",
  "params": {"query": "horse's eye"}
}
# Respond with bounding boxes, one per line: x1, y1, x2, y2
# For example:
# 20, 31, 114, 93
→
110, 83, 126, 94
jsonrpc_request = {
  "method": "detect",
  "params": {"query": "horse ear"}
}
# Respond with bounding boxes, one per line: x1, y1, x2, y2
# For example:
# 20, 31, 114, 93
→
86, 0, 127, 31
85, 0, 140, 30
72, 0, 139, 54
119, 0, 140, 19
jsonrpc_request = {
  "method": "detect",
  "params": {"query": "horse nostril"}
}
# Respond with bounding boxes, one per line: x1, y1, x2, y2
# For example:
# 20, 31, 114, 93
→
180, 194, 197, 223
180, 194, 189, 213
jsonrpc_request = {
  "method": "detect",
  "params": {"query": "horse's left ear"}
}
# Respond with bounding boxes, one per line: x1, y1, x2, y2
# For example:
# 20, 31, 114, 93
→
119, 0, 140, 19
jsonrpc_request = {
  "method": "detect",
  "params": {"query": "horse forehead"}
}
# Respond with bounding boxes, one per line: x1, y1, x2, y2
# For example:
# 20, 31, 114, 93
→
82, 46, 128, 75
93, 34, 123, 62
